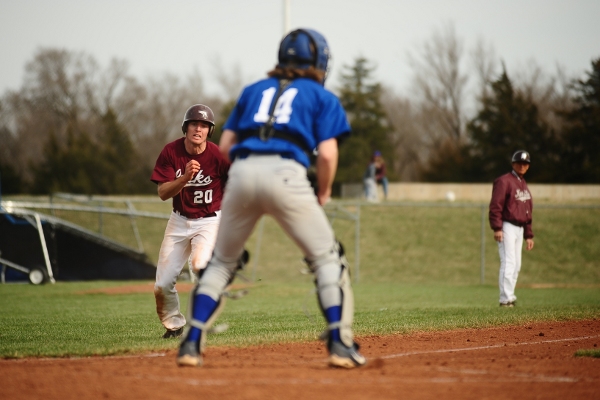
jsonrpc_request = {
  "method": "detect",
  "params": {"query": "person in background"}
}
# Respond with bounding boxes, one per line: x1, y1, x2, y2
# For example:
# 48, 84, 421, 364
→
489, 150, 534, 307
373, 151, 388, 200
363, 158, 378, 202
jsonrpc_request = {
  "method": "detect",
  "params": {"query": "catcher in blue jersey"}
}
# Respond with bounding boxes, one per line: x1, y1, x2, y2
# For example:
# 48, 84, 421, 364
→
177, 28, 366, 369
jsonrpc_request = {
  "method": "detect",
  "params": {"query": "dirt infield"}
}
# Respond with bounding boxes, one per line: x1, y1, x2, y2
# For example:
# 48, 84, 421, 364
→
1, 319, 598, 400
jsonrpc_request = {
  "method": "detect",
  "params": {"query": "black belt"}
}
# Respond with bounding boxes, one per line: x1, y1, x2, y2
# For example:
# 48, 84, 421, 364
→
506, 220, 526, 227
173, 210, 217, 220
238, 129, 313, 157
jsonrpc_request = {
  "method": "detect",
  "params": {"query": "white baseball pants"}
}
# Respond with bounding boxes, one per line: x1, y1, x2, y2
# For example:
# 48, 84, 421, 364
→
195, 155, 355, 346
497, 221, 524, 304
363, 178, 378, 202
154, 211, 221, 330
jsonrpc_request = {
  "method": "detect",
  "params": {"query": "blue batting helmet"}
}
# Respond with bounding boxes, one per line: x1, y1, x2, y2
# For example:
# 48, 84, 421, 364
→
278, 29, 330, 77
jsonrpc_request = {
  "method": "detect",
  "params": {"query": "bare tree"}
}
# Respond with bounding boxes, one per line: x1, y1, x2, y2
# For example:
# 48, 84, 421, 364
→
408, 22, 468, 144
93, 58, 131, 115
470, 37, 499, 105
381, 87, 426, 181
0, 48, 141, 184
510, 60, 576, 132
116, 70, 225, 170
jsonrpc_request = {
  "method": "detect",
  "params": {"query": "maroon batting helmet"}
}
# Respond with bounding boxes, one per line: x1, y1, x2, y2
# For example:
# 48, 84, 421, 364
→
182, 104, 215, 137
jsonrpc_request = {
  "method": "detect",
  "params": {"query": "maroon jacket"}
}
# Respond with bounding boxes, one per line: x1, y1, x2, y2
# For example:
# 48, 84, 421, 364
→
489, 170, 534, 239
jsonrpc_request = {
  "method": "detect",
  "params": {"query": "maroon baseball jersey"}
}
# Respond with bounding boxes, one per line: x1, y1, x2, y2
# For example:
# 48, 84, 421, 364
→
489, 170, 533, 239
151, 138, 230, 218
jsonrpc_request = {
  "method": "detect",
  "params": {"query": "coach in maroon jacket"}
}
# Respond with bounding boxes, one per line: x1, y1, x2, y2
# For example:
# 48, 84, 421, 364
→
489, 150, 535, 307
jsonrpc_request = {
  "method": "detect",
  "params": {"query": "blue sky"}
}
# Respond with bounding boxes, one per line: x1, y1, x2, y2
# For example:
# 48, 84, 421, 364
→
1, 0, 598, 97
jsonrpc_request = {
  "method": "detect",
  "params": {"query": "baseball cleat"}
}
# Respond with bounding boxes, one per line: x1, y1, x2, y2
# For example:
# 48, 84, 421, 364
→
328, 341, 367, 369
177, 341, 202, 367
499, 301, 516, 307
162, 327, 184, 339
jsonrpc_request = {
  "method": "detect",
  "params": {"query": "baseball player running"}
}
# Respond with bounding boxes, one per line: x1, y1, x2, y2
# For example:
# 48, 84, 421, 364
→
489, 150, 534, 307
151, 104, 230, 338
177, 28, 366, 369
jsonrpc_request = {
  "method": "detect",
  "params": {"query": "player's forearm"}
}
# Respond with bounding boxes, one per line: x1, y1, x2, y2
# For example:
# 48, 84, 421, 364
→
219, 129, 237, 162
157, 178, 188, 201
316, 139, 338, 202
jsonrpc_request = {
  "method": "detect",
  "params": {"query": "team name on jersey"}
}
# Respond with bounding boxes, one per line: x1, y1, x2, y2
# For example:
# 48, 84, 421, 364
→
175, 168, 213, 187
515, 189, 531, 202
187, 170, 213, 187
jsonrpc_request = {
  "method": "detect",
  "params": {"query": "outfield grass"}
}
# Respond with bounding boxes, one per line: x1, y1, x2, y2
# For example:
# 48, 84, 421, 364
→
2, 196, 599, 359
1, 280, 598, 358
231, 203, 600, 286
6, 196, 599, 286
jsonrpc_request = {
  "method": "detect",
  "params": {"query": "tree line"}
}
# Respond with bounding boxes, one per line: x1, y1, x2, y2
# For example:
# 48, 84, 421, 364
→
1, 24, 599, 195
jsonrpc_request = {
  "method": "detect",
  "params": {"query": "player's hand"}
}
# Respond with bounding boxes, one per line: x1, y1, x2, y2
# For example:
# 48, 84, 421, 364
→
318, 195, 331, 206
317, 188, 332, 206
184, 160, 201, 180
526, 238, 534, 250
493, 230, 503, 242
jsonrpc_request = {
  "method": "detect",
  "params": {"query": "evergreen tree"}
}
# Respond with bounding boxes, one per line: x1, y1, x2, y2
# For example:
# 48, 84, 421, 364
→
423, 70, 559, 182
464, 71, 556, 182
99, 109, 153, 194
336, 58, 393, 185
0, 127, 24, 194
31, 110, 154, 195
419, 139, 473, 182
0, 161, 23, 195
557, 58, 600, 182
468, 71, 558, 182
32, 128, 101, 194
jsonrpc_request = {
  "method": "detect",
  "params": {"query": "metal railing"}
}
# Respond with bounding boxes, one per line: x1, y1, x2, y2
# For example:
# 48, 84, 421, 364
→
3, 195, 598, 285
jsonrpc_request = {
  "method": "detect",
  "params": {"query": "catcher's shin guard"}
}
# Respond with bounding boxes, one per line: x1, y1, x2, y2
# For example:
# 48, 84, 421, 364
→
307, 241, 355, 348
184, 285, 227, 354
183, 249, 250, 353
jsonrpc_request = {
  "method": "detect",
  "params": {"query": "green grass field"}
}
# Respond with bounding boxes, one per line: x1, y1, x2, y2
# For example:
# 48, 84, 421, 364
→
0, 280, 598, 358
1, 196, 599, 358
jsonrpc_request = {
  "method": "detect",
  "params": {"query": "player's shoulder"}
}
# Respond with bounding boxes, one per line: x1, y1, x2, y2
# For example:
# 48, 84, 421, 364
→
205, 141, 220, 154
306, 80, 344, 108
494, 172, 515, 186
204, 141, 227, 160
293, 77, 334, 94
248, 76, 330, 93
243, 77, 278, 93
160, 137, 185, 154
